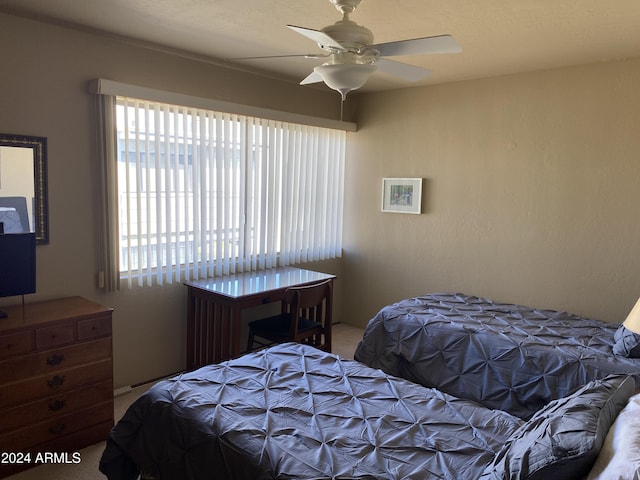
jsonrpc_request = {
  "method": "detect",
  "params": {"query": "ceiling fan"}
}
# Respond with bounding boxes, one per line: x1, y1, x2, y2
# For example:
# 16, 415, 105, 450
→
231, 0, 462, 100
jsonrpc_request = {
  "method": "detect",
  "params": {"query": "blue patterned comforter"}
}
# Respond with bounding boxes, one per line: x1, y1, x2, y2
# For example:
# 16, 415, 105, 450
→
99, 343, 523, 480
354, 292, 640, 419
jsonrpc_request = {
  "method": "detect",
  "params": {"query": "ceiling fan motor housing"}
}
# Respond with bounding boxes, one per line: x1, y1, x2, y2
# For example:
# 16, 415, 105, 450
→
321, 19, 374, 53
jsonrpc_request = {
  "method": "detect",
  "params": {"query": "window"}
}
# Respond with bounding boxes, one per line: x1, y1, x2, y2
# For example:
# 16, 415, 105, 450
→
113, 96, 345, 288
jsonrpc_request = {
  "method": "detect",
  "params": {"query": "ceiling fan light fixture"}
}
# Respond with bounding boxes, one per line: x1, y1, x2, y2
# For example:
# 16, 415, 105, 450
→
314, 63, 377, 100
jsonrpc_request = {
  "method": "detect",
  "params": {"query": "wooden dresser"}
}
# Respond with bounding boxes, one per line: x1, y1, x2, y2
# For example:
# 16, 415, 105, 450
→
0, 297, 114, 478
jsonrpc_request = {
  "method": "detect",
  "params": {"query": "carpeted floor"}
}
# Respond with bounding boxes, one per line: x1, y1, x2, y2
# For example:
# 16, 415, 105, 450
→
6, 323, 364, 480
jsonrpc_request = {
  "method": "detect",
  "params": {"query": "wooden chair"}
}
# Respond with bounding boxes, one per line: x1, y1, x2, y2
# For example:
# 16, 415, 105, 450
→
246, 279, 333, 353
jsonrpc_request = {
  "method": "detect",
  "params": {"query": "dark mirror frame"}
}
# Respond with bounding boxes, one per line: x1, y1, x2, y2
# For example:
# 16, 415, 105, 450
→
0, 134, 49, 244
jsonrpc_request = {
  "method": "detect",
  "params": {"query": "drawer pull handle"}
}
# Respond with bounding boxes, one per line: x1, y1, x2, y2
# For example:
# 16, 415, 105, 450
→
47, 375, 65, 388
48, 399, 66, 411
49, 423, 66, 435
46, 353, 65, 366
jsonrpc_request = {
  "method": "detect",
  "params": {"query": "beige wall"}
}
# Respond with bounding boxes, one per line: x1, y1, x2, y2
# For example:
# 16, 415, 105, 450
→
0, 12, 345, 388
344, 59, 640, 327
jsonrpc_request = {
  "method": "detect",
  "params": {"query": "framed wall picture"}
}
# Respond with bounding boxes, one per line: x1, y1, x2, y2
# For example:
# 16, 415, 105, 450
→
381, 178, 422, 214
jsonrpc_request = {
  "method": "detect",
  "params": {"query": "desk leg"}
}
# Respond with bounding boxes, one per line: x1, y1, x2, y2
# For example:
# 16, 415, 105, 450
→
230, 307, 241, 359
187, 291, 240, 369
186, 289, 196, 371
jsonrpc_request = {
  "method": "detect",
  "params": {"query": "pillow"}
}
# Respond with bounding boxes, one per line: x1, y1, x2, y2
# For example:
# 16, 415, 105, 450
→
481, 374, 635, 480
612, 325, 640, 358
587, 392, 640, 479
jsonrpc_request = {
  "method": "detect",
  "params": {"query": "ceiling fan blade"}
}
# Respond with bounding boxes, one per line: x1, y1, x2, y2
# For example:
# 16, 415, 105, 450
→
287, 25, 345, 50
375, 58, 431, 82
226, 53, 328, 61
300, 71, 324, 85
372, 34, 461, 57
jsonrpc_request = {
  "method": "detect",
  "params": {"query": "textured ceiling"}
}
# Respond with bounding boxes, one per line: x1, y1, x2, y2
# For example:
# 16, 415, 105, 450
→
2, 0, 640, 93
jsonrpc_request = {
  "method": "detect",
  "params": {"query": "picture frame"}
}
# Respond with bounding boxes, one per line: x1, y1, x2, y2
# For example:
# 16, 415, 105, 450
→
381, 178, 422, 214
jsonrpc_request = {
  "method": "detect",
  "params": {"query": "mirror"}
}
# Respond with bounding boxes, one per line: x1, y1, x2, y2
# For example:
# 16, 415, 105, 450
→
0, 134, 48, 244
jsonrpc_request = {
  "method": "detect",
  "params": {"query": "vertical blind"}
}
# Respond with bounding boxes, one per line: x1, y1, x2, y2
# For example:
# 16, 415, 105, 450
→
114, 96, 345, 288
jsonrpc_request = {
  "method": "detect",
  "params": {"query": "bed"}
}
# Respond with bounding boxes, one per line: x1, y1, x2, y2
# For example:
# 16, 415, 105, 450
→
99, 343, 634, 480
354, 292, 640, 420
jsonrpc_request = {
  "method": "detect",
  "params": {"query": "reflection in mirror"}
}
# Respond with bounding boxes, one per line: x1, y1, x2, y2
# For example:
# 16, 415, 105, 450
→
0, 134, 48, 244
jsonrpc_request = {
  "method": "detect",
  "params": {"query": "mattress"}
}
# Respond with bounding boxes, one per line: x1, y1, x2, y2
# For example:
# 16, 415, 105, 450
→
354, 292, 640, 419
99, 342, 523, 480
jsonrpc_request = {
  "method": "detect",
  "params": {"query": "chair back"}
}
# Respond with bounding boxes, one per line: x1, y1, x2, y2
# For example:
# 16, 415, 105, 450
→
284, 279, 333, 351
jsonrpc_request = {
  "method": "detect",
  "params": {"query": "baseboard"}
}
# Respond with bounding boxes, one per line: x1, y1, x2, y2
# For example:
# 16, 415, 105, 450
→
113, 385, 133, 397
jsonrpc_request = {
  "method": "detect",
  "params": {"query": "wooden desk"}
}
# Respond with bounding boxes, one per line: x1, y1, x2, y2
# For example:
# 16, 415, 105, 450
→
185, 267, 335, 370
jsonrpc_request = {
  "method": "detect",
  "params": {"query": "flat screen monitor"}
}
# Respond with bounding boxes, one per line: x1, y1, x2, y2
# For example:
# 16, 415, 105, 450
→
0, 232, 36, 298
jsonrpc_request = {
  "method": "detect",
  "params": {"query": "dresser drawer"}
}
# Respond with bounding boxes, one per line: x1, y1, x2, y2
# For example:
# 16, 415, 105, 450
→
0, 331, 33, 359
1, 400, 113, 451
0, 359, 113, 408
0, 337, 111, 383
1, 380, 113, 434
35, 322, 75, 349
77, 314, 112, 340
